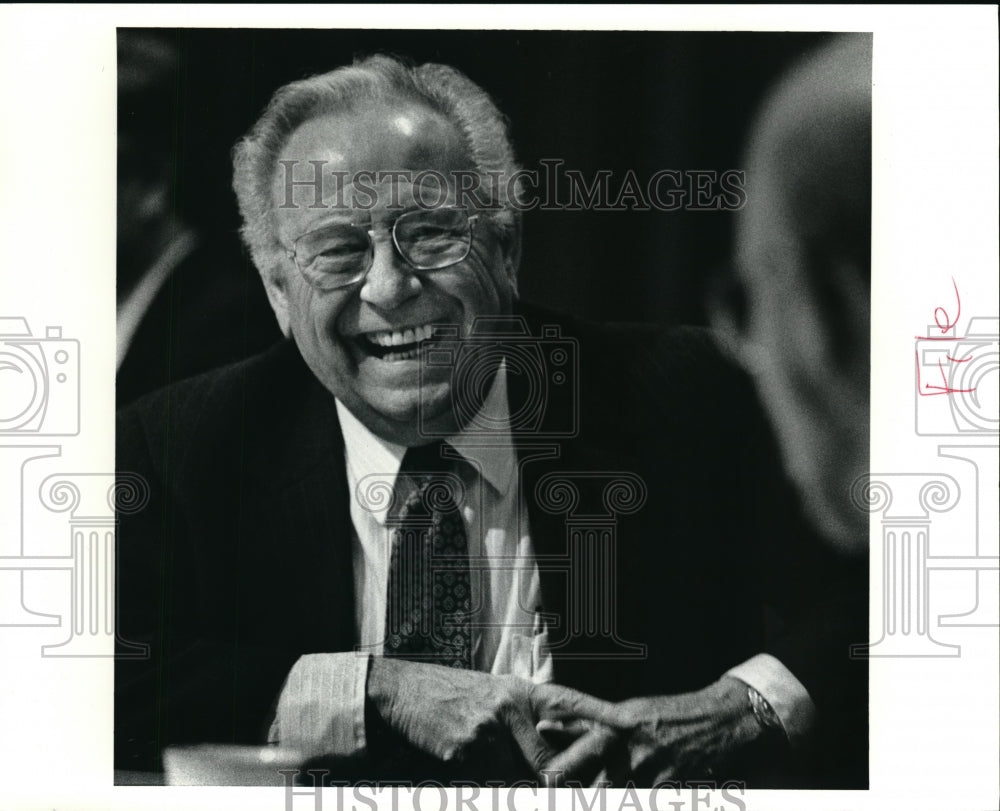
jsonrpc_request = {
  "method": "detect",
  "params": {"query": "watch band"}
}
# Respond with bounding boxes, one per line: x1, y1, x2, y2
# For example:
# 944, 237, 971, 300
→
747, 685, 788, 743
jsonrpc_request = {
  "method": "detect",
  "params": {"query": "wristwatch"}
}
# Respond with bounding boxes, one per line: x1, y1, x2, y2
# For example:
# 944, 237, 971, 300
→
747, 685, 789, 745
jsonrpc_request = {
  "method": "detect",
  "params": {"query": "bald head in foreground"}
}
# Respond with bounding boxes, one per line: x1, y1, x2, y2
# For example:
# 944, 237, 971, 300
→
722, 34, 872, 553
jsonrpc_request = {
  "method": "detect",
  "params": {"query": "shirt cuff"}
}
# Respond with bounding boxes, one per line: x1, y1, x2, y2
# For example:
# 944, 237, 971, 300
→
725, 653, 817, 748
268, 652, 370, 757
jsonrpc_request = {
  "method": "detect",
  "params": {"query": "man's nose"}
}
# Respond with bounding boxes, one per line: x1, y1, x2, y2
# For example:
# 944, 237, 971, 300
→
358, 235, 421, 309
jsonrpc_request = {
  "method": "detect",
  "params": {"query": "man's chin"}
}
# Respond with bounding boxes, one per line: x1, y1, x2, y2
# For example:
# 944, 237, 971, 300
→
352, 384, 459, 446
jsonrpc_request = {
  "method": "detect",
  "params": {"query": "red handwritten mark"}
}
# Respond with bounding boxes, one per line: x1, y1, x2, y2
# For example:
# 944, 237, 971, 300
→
915, 279, 977, 396
915, 277, 963, 341
915, 351, 977, 396
934, 277, 961, 334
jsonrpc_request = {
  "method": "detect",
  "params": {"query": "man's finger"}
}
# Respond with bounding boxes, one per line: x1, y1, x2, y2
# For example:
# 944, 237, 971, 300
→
529, 683, 619, 726
543, 726, 620, 787
536, 718, 591, 750
507, 707, 558, 776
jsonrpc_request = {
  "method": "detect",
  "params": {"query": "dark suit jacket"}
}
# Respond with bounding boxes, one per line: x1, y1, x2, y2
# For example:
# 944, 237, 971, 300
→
115, 303, 866, 786
116, 236, 282, 410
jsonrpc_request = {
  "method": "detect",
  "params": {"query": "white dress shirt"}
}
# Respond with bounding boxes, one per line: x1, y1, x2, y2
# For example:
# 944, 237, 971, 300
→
270, 364, 815, 755
341, 363, 551, 679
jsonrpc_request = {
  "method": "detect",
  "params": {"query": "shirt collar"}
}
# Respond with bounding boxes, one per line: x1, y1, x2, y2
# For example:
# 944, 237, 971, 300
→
336, 361, 516, 524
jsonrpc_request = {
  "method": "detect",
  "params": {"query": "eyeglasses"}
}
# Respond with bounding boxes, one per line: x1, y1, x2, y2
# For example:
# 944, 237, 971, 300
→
284, 208, 481, 291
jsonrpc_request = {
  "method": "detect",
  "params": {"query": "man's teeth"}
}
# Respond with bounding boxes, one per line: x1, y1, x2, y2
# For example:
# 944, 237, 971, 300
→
381, 347, 421, 362
367, 324, 436, 348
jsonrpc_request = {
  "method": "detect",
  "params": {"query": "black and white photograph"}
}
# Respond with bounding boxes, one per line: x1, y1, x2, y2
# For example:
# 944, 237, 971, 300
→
0, 7, 997, 811
113, 27, 870, 789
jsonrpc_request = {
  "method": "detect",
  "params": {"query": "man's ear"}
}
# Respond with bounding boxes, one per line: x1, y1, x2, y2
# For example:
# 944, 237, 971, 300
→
813, 255, 870, 376
261, 266, 292, 337
501, 211, 523, 292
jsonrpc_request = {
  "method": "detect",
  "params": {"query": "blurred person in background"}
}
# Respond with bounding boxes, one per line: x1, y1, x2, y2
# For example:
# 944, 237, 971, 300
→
714, 31, 871, 784
546, 33, 871, 787
116, 32, 279, 407
717, 33, 872, 555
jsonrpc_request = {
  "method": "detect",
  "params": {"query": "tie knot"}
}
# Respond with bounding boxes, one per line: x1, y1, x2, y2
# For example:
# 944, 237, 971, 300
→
393, 441, 469, 521
400, 440, 458, 476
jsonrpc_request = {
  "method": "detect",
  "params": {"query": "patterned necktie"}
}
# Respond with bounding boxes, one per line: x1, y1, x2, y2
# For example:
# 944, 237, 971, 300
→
384, 440, 473, 669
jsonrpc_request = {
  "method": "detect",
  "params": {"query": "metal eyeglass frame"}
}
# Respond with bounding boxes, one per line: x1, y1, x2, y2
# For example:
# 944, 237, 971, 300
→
283, 208, 482, 291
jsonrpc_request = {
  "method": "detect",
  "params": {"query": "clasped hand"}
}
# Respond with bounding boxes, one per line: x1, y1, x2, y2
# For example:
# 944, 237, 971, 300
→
368, 659, 776, 785
540, 676, 778, 786
368, 657, 598, 781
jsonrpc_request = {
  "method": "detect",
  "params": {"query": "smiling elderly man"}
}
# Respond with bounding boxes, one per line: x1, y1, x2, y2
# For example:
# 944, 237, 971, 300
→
115, 54, 864, 786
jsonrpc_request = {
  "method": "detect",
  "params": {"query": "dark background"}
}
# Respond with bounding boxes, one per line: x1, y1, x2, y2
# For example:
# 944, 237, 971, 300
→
119, 28, 835, 329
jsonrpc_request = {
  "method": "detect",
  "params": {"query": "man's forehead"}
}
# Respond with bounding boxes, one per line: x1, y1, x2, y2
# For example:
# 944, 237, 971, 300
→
273, 102, 477, 220
278, 103, 472, 173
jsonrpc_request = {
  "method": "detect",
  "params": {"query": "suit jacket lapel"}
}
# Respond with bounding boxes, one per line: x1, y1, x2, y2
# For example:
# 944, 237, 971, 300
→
242, 340, 358, 652
506, 308, 648, 696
